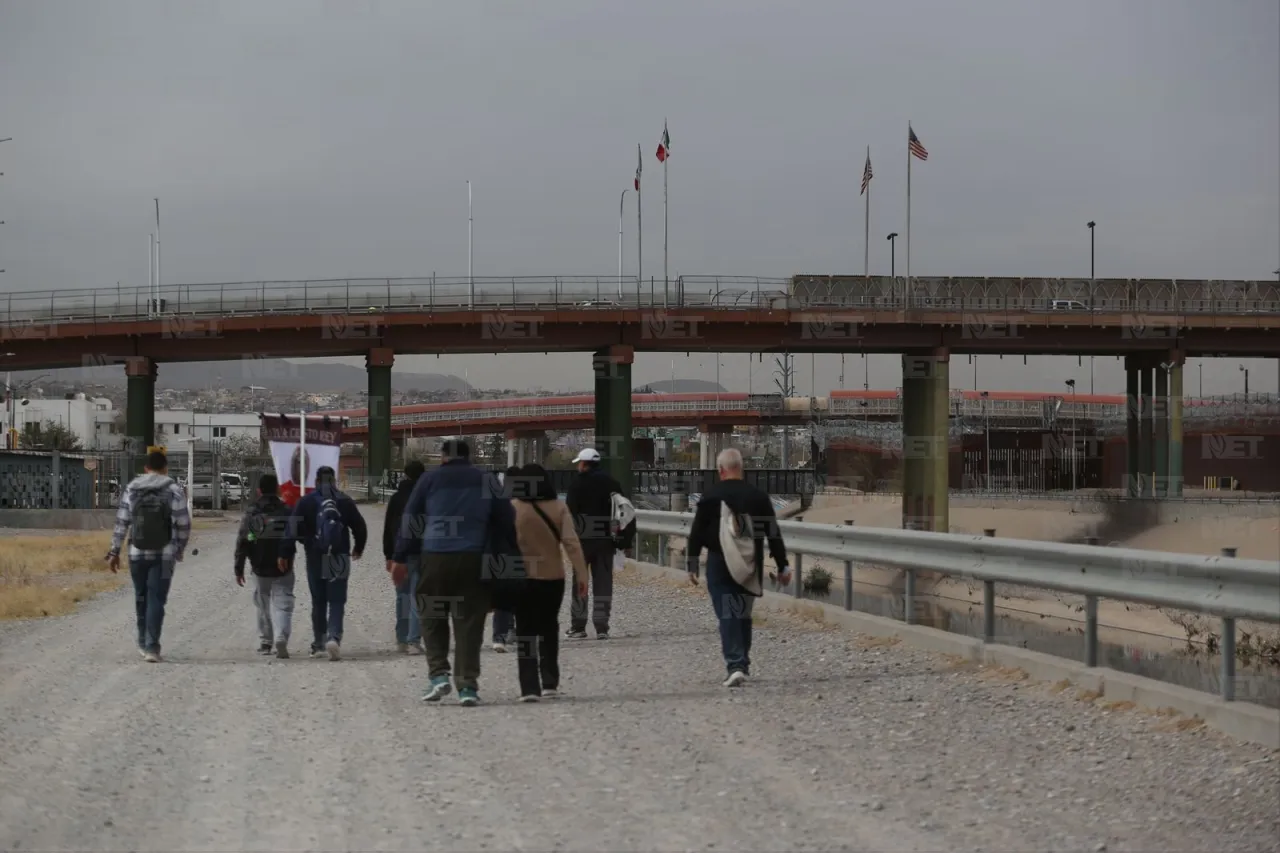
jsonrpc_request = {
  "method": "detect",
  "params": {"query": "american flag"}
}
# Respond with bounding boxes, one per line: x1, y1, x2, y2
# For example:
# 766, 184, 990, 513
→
860, 151, 873, 196
908, 127, 928, 161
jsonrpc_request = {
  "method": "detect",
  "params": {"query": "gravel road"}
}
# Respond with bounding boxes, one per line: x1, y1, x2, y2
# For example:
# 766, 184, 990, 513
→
0, 507, 1276, 852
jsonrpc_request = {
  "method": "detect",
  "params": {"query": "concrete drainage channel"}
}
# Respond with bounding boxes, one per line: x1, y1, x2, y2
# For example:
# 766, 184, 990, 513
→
624, 559, 1280, 750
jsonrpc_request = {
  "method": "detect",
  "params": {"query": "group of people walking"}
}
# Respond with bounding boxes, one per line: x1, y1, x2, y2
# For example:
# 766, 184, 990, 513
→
107, 441, 788, 701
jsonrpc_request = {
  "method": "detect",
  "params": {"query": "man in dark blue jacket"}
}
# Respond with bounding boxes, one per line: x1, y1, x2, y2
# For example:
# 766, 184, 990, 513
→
390, 439, 514, 707
279, 466, 368, 661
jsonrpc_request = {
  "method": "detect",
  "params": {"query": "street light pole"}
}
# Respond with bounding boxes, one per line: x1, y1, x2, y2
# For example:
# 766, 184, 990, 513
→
887, 232, 898, 278
1087, 221, 1095, 279
981, 391, 991, 489
618, 189, 629, 301
467, 180, 474, 307
1087, 221, 1096, 393
1065, 379, 1077, 491
1239, 365, 1249, 399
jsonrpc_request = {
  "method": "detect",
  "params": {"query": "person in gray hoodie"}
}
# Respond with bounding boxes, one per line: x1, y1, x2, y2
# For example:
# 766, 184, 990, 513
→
105, 450, 192, 663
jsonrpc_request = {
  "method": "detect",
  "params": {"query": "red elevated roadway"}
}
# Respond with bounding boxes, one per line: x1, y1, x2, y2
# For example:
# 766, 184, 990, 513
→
326, 389, 1276, 438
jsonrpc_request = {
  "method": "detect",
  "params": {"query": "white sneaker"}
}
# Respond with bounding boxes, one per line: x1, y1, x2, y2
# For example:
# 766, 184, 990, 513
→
409, 642, 424, 655
723, 671, 746, 688
396, 643, 410, 654
541, 688, 559, 698
144, 650, 162, 663
519, 694, 540, 703
492, 642, 508, 653
325, 639, 341, 661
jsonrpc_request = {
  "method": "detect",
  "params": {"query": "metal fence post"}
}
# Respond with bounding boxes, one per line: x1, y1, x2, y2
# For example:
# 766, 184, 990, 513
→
843, 519, 854, 612
1221, 546, 1237, 701
903, 569, 916, 625
792, 553, 802, 598
50, 449, 61, 510
982, 526, 996, 641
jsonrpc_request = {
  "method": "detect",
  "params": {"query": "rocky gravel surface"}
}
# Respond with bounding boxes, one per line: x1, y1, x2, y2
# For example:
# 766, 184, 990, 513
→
0, 507, 1276, 852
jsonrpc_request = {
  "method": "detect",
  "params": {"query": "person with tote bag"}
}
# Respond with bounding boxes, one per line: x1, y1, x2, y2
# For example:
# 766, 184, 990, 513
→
684, 447, 790, 688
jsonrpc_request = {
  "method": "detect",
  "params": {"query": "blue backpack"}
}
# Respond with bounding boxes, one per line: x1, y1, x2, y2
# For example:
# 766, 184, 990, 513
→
315, 495, 348, 555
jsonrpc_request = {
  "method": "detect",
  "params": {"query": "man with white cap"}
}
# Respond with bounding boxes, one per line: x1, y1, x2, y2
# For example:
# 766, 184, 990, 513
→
565, 447, 625, 639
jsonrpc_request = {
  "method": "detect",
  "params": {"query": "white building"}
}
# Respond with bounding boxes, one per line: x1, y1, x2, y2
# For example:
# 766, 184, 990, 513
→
154, 411, 261, 445
6, 394, 121, 451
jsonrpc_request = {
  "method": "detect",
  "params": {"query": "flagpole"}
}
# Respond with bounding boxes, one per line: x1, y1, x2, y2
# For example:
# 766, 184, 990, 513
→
637, 144, 643, 301
154, 198, 161, 314
863, 145, 870, 278
663, 124, 669, 308
905, 123, 911, 304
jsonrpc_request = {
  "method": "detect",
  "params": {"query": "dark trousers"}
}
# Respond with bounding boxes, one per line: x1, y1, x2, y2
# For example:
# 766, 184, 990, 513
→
492, 609, 515, 644
513, 578, 566, 696
569, 543, 614, 632
418, 552, 490, 692
305, 557, 350, 648
705, 551, 754, 675
129, 556, 173, 653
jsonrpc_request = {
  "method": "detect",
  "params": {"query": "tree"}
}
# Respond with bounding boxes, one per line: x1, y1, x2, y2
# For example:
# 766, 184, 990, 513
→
217, 433, 263, 472
19, 420, 83, 452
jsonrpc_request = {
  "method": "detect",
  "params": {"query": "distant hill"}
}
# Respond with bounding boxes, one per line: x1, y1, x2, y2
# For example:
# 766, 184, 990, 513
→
11, 360, 472, 394
635, 379, 727, 393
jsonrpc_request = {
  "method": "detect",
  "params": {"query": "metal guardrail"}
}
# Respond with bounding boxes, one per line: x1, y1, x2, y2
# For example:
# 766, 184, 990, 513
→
3, 274, 1280, 326
636, 510, 1280, 701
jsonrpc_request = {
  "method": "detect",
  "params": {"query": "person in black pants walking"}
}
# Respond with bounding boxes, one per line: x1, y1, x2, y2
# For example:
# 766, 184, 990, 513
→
279, 467, 368, 661
564, 447, 624, 640
685, 447, 790, 688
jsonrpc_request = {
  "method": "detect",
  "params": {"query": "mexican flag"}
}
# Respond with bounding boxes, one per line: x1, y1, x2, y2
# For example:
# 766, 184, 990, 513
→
656, 123, 670, 162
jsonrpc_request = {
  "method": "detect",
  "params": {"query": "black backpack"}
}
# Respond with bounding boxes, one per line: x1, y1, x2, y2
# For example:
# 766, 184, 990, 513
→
130, 485, 174, 551
246, 500, 291, 573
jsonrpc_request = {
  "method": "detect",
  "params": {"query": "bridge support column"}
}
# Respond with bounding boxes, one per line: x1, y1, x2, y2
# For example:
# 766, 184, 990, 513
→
505, 430, 548, 467
506, 437, 517, 468
1139, 362, 1154, 498
125, 357, 157, 474
1154, 362, 1169, 498
366, 348, 394, 490
1168, 354, 1184, 498
593, 345, 634, 495
1125, 357, 1140, 497
697, 424, 732, 469
901, 349, 949, 532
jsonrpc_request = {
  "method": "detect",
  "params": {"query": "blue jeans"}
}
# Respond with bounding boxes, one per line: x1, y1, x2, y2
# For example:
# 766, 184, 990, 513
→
705, 551, 754, 675
305, 557, 350, 648
395, 558, 421, 645
129, 556, 173, 654
493, 609, 515, 644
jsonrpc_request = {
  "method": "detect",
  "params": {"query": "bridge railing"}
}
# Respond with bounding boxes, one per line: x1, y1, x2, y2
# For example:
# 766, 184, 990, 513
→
5, 275, 1280, 326
636, 510, 1280, 702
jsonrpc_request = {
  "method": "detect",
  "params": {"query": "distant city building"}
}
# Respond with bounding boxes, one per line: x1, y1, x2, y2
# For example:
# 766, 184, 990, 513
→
10, 394, 119, 450
153, 410, 262, 446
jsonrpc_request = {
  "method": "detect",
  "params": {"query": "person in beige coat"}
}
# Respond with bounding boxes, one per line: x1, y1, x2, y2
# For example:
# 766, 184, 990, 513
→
509, 463, 589, 701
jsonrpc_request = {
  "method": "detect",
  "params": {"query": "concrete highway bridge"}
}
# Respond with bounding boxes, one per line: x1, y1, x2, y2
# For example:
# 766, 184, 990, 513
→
4, 274, 1278, 529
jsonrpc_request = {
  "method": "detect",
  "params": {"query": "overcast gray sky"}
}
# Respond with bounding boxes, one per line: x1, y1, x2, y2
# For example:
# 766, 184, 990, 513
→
2, 0, 1277, 395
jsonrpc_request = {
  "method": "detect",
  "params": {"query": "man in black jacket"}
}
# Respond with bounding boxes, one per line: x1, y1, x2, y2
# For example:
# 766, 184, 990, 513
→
686, 447, 790, 688
234, 474, 296, 658
565, 447, 624, 640
279, 466, 368, 661
383, 460, 426, 654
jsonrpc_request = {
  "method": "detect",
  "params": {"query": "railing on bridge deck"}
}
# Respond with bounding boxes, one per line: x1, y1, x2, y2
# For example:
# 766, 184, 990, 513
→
5, 275, 1280, 325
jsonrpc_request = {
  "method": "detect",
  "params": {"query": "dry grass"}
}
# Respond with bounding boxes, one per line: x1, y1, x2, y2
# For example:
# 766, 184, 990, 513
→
979, 665, 1030, 683
855, 635, 904, 650
1099, 699, 1137, 712
0, 532, 124, 619
1049, 679, 1073, 694
1075, 688, 1103, 703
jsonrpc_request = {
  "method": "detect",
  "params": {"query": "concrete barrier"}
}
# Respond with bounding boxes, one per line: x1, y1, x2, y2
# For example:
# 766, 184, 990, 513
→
625, 558, 1280, 750
0, 509, 118, 531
